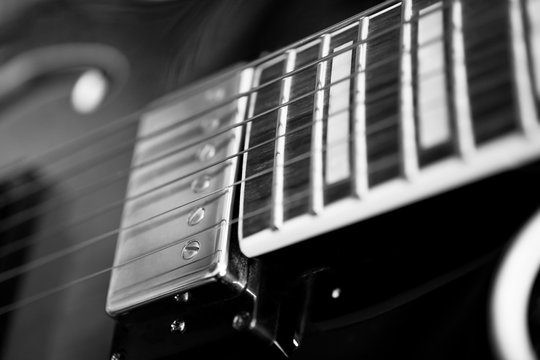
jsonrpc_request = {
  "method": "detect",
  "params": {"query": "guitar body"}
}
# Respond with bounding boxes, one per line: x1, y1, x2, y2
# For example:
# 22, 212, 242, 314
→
1, 0, 539, 359
0, 1, 375, 359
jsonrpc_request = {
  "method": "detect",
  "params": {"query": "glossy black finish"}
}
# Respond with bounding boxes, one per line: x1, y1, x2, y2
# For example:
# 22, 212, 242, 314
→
112, 159, 540, 359
0, 171, 45, 354
0, 1, 380, 358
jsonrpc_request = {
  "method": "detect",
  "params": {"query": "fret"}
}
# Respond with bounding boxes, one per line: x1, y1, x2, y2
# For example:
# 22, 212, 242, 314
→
325, 41, 353, 185
451, 0, 475, 160
462, 0, 518, 143
352, 17, 370, 199
310, 35, 330, 215
365, 3, 403, 187
509, 0, 539, 136
284, 41, 320, 221
526, 0, 540, 112
400, 0, 418, 179
324, 23, 359, 204
241, 57, 285, 238
414, 1, 455, 166
271, 50, 296, 230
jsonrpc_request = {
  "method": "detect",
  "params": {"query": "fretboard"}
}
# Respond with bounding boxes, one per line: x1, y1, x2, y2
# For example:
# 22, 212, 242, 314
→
239, 0, 540, 256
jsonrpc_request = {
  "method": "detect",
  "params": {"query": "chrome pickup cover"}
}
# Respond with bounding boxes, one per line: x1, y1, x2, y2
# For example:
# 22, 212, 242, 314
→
107, 68, 252, 315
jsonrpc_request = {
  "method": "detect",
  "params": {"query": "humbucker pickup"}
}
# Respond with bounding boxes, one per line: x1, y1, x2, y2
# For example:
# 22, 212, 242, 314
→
106, 68, 252, 315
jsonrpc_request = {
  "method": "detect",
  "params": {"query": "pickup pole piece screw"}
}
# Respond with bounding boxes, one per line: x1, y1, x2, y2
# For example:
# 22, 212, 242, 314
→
232, 311, 251, 331
182, 240, 200, 260
191, 174, 211, 193
187, 207, 205, 226
197, 143, 216, 161
200, 117, 221, 132
110, 353, 123, 360
170, 319, 186, 333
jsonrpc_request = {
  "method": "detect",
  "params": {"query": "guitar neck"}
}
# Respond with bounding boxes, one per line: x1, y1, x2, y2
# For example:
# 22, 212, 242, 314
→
238, 0, 540, 255
108, 0, 540, 313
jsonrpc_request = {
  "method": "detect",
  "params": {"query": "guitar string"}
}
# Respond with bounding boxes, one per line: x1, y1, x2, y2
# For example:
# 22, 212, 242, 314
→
0, 129, 364, 316
0, 87, 403, 282
0, 7, 507, 239
0, 0, 500, 236
0, 0, 446, 177
0, 30, 513, 293
0, 43, 513, 297
0, 9, 511, 275
0, 6, 512, 312
0, 17, 405, 206
0, 1, 456, 204
0, 57, 457, 259
0, 30, 520, 318
0, 28, 511, 238
0, 52, 401, 235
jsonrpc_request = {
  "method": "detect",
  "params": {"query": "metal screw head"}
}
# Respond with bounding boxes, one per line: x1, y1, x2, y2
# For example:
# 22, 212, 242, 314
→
205, 88, 225, 102
174, 292, 191, 303
187, 207, 205, 226
197, 143, 216, 162
170, 319, 186, 333
110, 353, 123, 360
200, 117, 221, 132
191, 174, 212, 193
232, 311, 251, 331
182, 240, 200, 260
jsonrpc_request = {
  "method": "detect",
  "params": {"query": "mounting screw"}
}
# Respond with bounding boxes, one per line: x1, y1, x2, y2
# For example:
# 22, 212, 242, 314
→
174, 292, 191, 303
232, 311, 251, 331
170, 319, 186, 333
110, 353, 123, 360
182, 240, 200, 260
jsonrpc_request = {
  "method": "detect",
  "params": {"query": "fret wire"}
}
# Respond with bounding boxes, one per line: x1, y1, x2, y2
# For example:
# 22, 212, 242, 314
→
509, 0, 539, 137
271, 50, 296, 230
450, 0, 475, 160
352, 16, 370, 199
400, 0, 419, 180
527, 0, 540, 99
0, 1, 448, 188
310, 34, 330, 215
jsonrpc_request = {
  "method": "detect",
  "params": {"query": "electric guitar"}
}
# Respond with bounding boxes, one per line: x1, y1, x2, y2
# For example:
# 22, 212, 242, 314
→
1, 0, 540, 359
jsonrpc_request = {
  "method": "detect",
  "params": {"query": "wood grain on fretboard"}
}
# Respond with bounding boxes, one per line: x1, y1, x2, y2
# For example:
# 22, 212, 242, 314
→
239, 0, 540, 256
